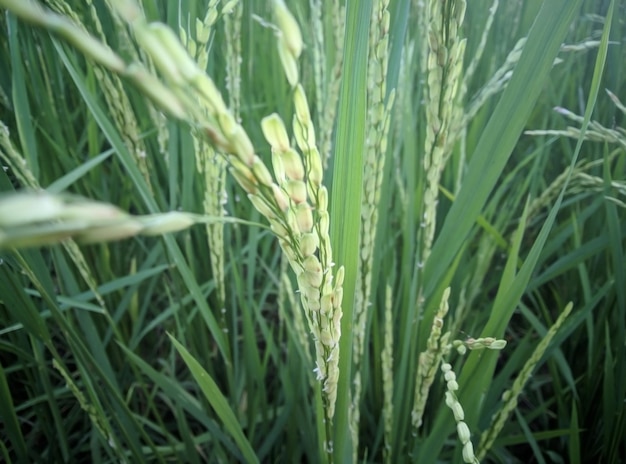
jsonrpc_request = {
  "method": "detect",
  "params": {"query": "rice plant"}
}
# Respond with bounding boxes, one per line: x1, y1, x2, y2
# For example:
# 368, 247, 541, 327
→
0, 0, 624, 462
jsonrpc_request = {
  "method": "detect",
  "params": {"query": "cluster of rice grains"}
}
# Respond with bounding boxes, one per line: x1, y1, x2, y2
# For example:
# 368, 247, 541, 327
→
352, 0, 395, 459
0, 1, 550, 462
263, 0, 344, 434
181, 0, 242, 320
421, 0, 466, 261
410, 290, 508, 464
135, 0, 345, 432
1, 0, 342, 440
410, 1, 505, 463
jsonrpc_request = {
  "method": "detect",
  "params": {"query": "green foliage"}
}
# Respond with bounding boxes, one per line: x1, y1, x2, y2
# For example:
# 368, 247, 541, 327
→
1, 0, 625, 462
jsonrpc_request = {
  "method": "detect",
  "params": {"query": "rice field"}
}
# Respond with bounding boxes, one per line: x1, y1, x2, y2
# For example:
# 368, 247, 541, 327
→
0, 0, 624, 462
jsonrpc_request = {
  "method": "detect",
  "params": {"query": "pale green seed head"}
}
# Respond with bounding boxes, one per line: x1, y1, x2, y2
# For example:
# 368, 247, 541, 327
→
452, 401, 464, 421
76, 220, 144, 244
59, 202, 128, 222
320, 327, 333, 346
208, 6, 220, 26
126, 64, 186, 118
186, 38, 197, 59
0, 192, 64, 226
335, 266, 345, 288
457, 421, 471, 444
269, 218, 289, 238
295, 203, 313, 232
305, 148, 324, 186
222, 0, 239, 15
284, 179, 307, 204
271, 150, 286, 183
196, 73, 229, 116
303, 285, 320, 302
251, 156, 274, 186
281, 147, 305, 180
272, 185, 290, 211
229, 166, 257, 194
293, 114, 316, 151
318, 210, 330, 239
60, 19, 125, 73
248, 194, 276, 219
445, 391, 455, 408
320, 294, 333, 315
304, 269, 323, 288
139, 212, 195, 235
277, 38, 299, 86
149, 23, 200, 81
316, 185, 329, 211
285, 206, 300, 232
300, 232, 319, 256
307, 296, 321, 312
230, 127, 255, 165
272, 0, 303, 58
134, 23, 182, 84
261, 113, 290, 151
293, 84, 311, 125
332, 287, 343, 309
332, 307, 343, 327
303, 255, 322, 274
488, 339, 507, 350
218, 111, 237, 137
462, 441, 475, 464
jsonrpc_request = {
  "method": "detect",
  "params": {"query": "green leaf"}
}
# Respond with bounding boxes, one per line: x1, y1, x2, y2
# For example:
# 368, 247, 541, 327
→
168, 334, 259, 464
330, 0, 372, 461
0, 361, 28, 462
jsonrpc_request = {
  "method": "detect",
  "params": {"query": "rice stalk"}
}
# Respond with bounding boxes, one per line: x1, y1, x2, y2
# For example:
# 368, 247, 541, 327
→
462, 0, 499, 86
309, 0, 325, 138
441, 362, 478, 464
463, 37, 525, 125
316, 0, 345, 167
526, 157, 625, 222
408, 4, 467, 445
421, 0, 466, 263
269, 1, 344, 437
406, 280, 507, 461
476, 302, 574, 460
224, 0, 242, 121
526, 94, 626, 218
0, 123, 106, 307
411, 286, 451, 429
185, 1, 232, 320
350, 0, 394, 456
0, 191, 250, 249
51, 0, 153, 192
381, 284, 394, 462
526, 104, 626, 150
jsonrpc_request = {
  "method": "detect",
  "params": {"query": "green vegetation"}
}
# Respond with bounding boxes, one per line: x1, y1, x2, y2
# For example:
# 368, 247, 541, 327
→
0, 0, 624, 462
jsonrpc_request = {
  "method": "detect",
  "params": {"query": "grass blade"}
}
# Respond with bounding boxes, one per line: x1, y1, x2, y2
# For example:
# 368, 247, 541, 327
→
168, 333, 259, 464
330, 0, 372, 461
0, 361, 28, 462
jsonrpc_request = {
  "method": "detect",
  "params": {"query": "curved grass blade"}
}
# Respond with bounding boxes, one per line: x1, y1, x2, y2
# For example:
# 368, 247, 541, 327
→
0, 362, 28, 462
168, 334, 259, 464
